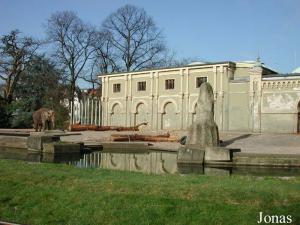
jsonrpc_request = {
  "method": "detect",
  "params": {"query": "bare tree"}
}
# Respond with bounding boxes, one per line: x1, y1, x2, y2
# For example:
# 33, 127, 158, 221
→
46, 11, 96, 123
92, 30, 119, 74
157, 49, 207, 68
102, 4, 166, 72
79, 58, 101, 90
80, 30, 119, 89
0, 30, 39, 103
154, 48, 178, 68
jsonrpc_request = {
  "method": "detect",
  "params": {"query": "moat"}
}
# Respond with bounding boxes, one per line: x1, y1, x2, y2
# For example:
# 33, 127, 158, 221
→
1, 147, 300, 177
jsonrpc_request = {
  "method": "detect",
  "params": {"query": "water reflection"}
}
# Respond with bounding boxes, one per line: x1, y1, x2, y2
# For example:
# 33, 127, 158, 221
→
68, 151, 300, 176
1, 147, 300, 176
0, 147, 81, 163
70, 151, 178, 174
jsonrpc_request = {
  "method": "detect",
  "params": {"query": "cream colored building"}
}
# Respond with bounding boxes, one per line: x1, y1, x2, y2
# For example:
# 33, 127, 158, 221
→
99, 60, 300, 133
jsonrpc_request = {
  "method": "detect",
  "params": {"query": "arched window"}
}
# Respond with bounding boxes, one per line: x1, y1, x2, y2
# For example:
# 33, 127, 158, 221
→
134, 103, 147, 127
161, 102, 178, 130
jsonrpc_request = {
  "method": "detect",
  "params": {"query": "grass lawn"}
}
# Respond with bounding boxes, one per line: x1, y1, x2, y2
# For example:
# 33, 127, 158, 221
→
0, 159, 299, 225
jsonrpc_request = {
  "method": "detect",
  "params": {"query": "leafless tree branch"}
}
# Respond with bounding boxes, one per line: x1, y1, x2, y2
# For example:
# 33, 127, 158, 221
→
102, 4, 166, 72
46, 11, 97, 123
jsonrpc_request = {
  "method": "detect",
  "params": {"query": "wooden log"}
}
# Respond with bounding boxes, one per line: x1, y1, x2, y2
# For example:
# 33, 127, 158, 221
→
70, 122, 148, 132
110, 133, 179, 142
95, 126, 119, 131
111, 133, 170, 139
70, 124, 119, 131
116, 122, 148, 131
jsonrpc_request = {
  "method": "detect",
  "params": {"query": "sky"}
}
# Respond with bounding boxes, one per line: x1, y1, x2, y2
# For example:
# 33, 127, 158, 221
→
1, 0, 300, 73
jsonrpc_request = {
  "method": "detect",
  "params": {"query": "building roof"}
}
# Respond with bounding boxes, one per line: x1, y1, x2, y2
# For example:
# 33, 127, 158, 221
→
98, 60, 277, 77
98, 61, 234, 77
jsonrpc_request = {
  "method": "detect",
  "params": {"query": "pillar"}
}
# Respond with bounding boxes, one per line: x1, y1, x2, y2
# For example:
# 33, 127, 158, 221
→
98, 98, 102, 126
179, 69, 184, 129
154, 71, 159, 130
150, 72, 154, 130
105, 77, 109, 125
87, 97, 90, 124
218, 66, 224, 131
127, 74, 132, 126
70, 100, 74, 125
91, 97, 94, 125
124, 74, 128, 126
84, 97, 87, 124
185, 68, 190, 127
249, 59, 263, 133
80, 99, 83, 124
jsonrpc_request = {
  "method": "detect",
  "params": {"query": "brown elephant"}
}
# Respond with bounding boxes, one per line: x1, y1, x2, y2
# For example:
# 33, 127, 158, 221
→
33, 108, 55, 132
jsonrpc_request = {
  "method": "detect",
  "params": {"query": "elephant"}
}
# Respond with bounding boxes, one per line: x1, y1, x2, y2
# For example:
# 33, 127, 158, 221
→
33, 108, 55, 132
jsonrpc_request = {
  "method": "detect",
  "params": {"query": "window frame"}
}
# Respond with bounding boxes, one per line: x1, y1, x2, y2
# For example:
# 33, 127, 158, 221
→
137, 81, 146, 91
113, 83, 121, 93
165, 79, 175, 90
196, 77, 207, 88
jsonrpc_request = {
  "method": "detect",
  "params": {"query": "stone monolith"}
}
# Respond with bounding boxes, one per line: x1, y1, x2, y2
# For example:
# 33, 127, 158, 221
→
177, 82, 233, 164
186, 82, 219, 148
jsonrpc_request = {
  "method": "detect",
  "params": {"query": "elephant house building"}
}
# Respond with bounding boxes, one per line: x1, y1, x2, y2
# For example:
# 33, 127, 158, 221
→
73, 59, 300, 133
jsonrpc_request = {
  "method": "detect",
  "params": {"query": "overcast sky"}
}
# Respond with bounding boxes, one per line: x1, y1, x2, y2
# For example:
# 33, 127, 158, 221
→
1, 0, 300, 73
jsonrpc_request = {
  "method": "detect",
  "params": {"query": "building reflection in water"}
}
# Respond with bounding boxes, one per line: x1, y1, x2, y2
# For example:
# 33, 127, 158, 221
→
2, 147, 298, 176
70, 151, 180, 174
69, 152, 300, 176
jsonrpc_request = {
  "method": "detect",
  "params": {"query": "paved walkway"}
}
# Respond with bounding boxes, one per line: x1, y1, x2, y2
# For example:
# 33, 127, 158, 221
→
61, 130, 300, 155
219, 132, 300, 155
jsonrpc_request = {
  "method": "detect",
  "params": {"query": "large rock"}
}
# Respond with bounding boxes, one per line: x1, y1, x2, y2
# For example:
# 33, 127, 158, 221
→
178, 82, 237, 164
186, 82, 219, 148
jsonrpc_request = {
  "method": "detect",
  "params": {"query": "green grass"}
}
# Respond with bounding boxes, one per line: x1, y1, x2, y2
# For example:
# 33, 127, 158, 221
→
0, 160, 299, 225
